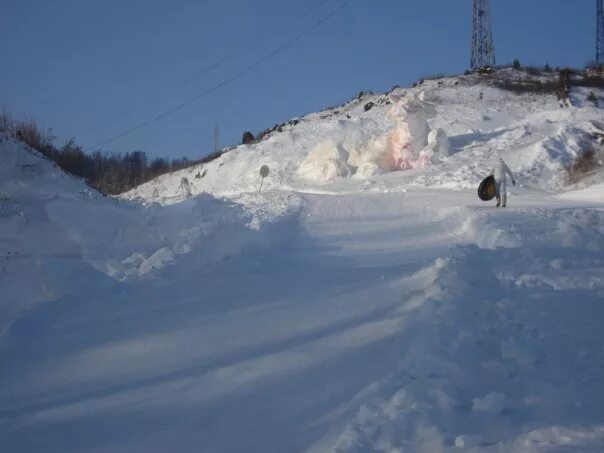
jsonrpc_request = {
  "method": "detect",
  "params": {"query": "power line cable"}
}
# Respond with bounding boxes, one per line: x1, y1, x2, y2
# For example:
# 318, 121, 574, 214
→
33, 0, 333, 115
183, 0, 333, 84
103, 0, 335, 126
93, 2, 346, 149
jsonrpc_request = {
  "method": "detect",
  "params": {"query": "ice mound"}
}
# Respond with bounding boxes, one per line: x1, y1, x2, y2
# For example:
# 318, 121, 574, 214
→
427, 128, 451, 159
298, 92, 452, 182
298, 140, 352, 182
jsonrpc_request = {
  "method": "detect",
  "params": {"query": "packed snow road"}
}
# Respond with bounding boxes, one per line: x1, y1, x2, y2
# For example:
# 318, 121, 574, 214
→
2, 183, 604, 452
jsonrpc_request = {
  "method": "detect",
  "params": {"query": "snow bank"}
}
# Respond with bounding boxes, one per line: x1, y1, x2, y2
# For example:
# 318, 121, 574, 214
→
0, 134, 302, 333
519, 124, 601, 189
298, 140, 352, 182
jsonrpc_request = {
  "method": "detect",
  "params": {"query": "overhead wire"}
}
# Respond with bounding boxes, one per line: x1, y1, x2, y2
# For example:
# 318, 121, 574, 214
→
183, 0, 333, 84
93, 2, 346, 149
103, 0, 336, 125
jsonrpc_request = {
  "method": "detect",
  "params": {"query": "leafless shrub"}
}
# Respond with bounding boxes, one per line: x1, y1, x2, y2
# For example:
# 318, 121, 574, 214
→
0, 110, 206, 194
12, 117, 55, 157
573, 76, 604, 89
200, 149, 224, 164
494, 79, 559, 95
566, 147, 603, 184
0, 110, 15, 133
524, 66, 543, 76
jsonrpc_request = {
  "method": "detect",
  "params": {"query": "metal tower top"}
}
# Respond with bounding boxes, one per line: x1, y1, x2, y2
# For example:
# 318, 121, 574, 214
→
471, 0, 496, 70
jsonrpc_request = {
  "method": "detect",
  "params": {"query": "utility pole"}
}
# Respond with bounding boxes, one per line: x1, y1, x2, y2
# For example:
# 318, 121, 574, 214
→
471, 0, 496, 70
213, 125, 220, 153
597, 0, 604, 66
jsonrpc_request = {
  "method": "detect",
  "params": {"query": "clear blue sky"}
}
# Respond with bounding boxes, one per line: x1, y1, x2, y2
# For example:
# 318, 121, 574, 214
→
0, 0, 595, 159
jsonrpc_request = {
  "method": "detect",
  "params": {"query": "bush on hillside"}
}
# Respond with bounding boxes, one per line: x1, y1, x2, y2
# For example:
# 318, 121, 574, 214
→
0, 111, 200, 195
525, 66, 543, 76
566, 146, 603, 184
574, 76, 604, 89
241, 131, 255, 145
587, 91, 599, 106
494, 79, 559, 95
199, 149, 224, 164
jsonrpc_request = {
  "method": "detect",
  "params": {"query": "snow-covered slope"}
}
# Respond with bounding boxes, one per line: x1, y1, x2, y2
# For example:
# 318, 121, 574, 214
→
0, 134, 104, 331
2, 72, 604, 452
0, 133, 298, 331
123, 71, 604, 203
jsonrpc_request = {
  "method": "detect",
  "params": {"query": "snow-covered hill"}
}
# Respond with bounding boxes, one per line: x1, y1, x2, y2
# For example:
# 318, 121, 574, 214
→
2, 71, 604, 452
123, 70, 604, 203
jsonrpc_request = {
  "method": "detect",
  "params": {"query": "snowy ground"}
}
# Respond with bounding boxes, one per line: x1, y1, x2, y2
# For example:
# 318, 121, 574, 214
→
2, 73, 604, 452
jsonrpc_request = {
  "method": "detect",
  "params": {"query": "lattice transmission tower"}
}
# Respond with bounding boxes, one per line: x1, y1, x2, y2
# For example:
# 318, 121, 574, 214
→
471, 0, 496, 70
597, 0, 604, 66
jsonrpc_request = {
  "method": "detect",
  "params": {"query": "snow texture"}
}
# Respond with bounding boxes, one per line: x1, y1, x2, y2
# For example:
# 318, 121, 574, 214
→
1, 73, 604, 452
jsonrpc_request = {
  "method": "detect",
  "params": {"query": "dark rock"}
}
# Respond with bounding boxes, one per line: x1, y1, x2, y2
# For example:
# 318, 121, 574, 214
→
364, 102, 375, 112
242, 131, 255, 145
